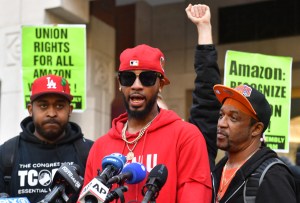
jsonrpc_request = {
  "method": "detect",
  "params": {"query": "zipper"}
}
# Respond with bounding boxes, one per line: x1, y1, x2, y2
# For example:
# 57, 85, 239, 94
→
223, 181, 246, 203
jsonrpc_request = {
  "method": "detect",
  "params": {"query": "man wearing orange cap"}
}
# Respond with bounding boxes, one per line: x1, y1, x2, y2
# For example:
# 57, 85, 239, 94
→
186, 3, 297, 203
82, 44, 212, 202
0, 75, 93, 202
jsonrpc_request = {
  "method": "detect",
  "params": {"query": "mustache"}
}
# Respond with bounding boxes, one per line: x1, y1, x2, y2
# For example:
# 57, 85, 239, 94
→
42, 119, 60, 125
217, 129, 228, 137
129, 92, 145, 98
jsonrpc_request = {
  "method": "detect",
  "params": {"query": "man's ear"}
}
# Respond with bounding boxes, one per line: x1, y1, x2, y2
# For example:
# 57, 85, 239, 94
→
69, 103, 74, 115
118, 80, 122, 92
27, 103, 33, 116
159, 79, 165, 91
251, 122, 264, 138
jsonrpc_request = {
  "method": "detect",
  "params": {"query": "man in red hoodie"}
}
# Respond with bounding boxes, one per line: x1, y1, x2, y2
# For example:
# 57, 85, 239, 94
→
81, 44, 212, 202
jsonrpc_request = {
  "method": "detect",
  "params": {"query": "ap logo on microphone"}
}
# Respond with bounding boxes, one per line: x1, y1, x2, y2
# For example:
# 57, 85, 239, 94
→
78, 178, 109, 202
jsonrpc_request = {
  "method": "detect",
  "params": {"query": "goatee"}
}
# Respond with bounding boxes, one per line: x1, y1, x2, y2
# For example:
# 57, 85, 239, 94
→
123, 92, 158, 120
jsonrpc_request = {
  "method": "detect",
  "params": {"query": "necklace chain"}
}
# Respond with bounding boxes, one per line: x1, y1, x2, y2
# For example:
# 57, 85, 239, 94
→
216, 148, 259, 202
217, 164, 241, 201
122, 118, 153, 144
122, 115, 157, 160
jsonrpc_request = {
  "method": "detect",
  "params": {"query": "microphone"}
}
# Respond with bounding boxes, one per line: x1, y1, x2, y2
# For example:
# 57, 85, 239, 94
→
38, 163, 83, 203
107, 162, 147, 186
98, 153, 127, 185
0, 193, 9, 198
0, 193, 31, 202
0, 197, 30, 203
103, 185, 128, 203
78, 153, 126, 203
141, 164, 168, 203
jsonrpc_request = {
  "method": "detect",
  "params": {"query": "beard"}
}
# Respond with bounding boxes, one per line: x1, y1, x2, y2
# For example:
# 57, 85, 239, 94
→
122, 92, 158, 120
34, 117, 67, 141
217, 141, 230, 151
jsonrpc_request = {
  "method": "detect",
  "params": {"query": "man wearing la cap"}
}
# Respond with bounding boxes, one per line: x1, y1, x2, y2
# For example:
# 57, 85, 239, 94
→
0, 75, 93, 202
82, 44, 212, 202
186, 3, 297, 203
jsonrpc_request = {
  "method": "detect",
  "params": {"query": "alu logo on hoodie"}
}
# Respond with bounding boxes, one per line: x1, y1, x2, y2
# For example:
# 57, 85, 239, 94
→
129, 154, 158, 172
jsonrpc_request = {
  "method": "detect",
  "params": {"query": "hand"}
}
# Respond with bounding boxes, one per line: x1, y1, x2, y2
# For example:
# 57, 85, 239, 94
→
185, 3, 211, 26
185, 3, 212, 44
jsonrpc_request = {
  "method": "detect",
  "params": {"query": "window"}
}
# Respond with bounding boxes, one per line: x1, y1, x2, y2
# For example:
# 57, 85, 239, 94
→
219, 0, 300, 44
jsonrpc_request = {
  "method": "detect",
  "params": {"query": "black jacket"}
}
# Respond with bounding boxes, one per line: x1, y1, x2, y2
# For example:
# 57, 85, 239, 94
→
190, 45, 297, 202
213, 147, 297, 203
189, 45, 221, 170
0, 116, 93, 202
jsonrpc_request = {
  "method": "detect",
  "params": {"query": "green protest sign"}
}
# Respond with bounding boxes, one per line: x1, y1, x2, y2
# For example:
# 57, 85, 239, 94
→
224, 50, 292, 152
22, 25, 86, 111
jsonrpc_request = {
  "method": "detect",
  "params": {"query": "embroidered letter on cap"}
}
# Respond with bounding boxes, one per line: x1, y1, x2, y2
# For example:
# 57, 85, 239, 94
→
130, 60, 139, 66
46, 76, 57, 89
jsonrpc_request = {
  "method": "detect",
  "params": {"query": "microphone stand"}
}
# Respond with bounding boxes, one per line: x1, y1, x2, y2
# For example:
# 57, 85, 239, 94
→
141, 183, 159, 203
104, 185, 128, 203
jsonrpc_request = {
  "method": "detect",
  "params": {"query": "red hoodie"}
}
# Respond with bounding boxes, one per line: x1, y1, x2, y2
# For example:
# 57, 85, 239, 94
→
82, 109, 212, 203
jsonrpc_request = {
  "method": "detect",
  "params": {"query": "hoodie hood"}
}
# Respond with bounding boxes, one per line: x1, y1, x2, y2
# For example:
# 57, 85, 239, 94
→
215, 146, 278, 177
19, 116, 84, 145
241, 146, 278, 176
108, 109, 182, 140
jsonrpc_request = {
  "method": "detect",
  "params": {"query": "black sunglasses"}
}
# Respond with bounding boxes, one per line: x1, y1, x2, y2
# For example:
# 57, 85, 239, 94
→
118, 71, 163, 87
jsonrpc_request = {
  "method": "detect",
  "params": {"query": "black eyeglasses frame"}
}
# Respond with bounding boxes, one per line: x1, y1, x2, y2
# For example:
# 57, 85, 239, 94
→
118, 71, 163, 87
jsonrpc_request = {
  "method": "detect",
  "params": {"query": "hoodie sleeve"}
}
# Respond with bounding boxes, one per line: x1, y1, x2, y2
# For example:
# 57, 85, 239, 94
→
189, 45, 221, 170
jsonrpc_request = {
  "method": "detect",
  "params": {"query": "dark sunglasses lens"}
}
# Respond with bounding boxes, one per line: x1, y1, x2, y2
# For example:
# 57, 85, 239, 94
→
139, 71, 158, 86
119, 72, 136, 86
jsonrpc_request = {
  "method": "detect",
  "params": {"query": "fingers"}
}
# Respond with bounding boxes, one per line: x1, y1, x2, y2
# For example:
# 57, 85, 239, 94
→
194, 4, 209, 18
185, 3, 192, 16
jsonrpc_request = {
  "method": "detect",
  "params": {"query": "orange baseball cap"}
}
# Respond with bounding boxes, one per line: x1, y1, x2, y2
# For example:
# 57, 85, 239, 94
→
213, 84, 272, 132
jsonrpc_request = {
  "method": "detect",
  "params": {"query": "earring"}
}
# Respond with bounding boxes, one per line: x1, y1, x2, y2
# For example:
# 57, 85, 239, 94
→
119, 87, 121, 91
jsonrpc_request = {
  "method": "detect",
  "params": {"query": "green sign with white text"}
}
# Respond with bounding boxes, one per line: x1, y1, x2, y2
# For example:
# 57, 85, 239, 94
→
224, 50, 292, 152
22, 25, 86, 111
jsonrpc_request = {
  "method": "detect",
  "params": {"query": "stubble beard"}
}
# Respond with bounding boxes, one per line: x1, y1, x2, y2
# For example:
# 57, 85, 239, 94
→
33, 116, 67, 141
123, 92, 158, 120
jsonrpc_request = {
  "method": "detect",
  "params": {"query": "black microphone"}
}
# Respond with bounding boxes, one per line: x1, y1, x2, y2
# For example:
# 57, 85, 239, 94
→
107, 162, 146, 186
78, 153, 126, 203
38, 163, 83, 203
104, 185, 128, 203
141, 164, 168, 203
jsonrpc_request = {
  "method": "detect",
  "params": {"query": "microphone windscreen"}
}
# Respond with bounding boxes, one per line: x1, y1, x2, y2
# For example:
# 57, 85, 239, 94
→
102, 153, 126, 171
71, 163, 82, 175
0, 193, 9, 198
52, 163, 83, 192
0, 197, 30, 202
122, 162, 147, 184
148, 164, 168, 189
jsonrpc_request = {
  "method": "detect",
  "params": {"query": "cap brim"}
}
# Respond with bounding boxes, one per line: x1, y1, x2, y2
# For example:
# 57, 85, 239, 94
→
213, 84, 256, 115
30, 92, 73, 102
